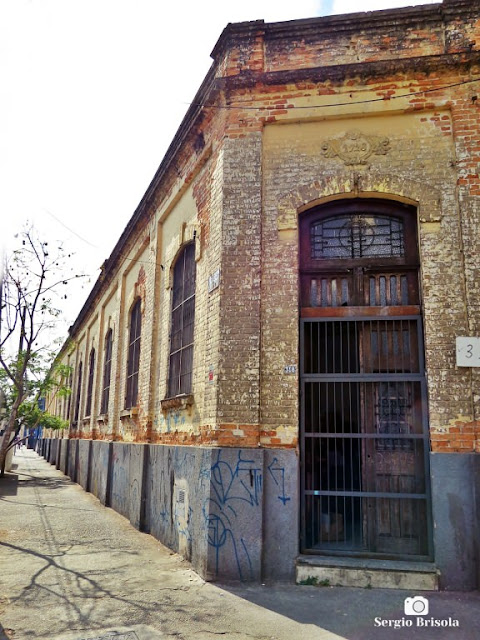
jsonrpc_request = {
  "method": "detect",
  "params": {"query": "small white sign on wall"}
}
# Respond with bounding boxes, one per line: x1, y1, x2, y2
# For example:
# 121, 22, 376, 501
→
208, 269, 220, 293
456, 337, 480, 367
284, 365, 297, 374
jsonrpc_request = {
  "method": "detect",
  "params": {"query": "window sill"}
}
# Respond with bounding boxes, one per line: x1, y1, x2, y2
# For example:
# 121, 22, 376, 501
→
160, 394, 194, 412
97, 414, 109, 423
120, 407, 139, 420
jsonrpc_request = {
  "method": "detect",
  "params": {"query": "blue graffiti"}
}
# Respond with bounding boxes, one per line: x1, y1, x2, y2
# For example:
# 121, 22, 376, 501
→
210, 450, 262, 508
204, 451, 262, 580
175, 505, 194, 542
205, 513, 253, 581
267, 457, 291, 505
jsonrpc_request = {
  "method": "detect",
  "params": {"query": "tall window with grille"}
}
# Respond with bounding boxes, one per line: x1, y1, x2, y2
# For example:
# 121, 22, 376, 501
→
85, 348, 95, 417
73, 362, 83, 425
299, 199, 432, 560
101, 329, 113, 415
125, 299, 141, 409
66, 370, 73, 421
168, 243, 196, 397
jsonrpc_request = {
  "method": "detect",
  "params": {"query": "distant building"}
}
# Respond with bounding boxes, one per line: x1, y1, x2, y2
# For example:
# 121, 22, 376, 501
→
47, 0, 480, 589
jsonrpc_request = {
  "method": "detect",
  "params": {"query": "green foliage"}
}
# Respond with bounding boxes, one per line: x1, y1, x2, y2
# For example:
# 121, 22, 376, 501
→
1, 361, 72, 434
18, 402, 68, 431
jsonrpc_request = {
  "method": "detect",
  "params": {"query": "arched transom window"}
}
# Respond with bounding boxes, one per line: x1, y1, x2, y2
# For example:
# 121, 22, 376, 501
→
300, 199, 419, 309
310, 214, 404, 260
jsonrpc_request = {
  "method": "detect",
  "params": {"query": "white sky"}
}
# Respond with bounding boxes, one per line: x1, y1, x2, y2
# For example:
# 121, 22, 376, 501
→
2, 0, 439, 339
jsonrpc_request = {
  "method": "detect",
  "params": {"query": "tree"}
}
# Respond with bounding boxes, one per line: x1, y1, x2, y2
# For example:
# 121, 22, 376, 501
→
0, 227, 83, 475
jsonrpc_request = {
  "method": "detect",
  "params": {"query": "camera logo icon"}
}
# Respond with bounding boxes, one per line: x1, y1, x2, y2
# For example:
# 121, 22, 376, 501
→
404, 596, 429, 616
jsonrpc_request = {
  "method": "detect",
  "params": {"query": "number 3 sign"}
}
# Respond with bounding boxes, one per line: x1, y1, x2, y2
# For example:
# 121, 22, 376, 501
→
456, 337, 480, 367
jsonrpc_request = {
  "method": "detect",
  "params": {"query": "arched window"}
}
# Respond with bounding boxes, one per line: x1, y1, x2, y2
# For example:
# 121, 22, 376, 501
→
66, 370, 73, 420
299, 199, 419, 308
85, 348, 95, 417
310, 214, 404, 260
125, 299, 141, 408
168, 243, 196, 397
73, 361, 83, 424
101, 329, 113, 415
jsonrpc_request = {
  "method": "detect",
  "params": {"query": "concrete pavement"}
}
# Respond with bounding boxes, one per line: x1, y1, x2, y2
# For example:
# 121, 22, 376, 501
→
1, 449, 479, 640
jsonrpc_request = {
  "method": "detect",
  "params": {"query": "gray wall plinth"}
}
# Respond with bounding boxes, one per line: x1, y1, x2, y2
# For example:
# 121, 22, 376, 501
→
144, 445, 211, 578
431, 452, 480, 590
90, 441, 112, 505
59, 439, 69, 474
48, 439, 58, 465
263, 449, 299, 581
109, 443, 147, 527
55, 439, 62, 468
67, 439, 79, 482
110, 443, 131, 519
206, 448, 264, 582
144, 446, 266, 582
77, 440, 92, 491
129, 444, 146, 530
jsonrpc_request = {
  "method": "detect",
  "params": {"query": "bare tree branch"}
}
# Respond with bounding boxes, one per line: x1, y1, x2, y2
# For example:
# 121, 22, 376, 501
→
0, 226, 84, 475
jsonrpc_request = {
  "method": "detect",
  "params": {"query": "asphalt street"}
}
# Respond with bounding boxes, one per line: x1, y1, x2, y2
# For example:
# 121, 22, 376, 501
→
1, 448, 479, 640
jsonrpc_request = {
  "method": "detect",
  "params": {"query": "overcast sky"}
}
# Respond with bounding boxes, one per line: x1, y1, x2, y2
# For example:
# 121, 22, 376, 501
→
2, 0, 439, 339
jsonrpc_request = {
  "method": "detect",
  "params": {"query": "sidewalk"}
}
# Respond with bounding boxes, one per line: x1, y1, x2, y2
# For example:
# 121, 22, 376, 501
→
0, 449, 478, 640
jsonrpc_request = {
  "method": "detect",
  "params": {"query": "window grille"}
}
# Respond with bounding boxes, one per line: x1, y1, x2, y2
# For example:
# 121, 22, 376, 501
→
73, 362, 83, 424
101, 329, 113, 415
125, 300, 141, 408
85, 348, 95, 417
66, 371, 73, 420
168, 243, 196, 397
311, 214, 404, 260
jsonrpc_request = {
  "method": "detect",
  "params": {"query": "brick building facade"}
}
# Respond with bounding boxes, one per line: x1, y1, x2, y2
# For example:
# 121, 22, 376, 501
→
46, 0, 480, 589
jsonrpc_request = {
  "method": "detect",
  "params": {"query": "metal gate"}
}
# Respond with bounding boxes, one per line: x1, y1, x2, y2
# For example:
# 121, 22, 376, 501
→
300, 315, 433, 560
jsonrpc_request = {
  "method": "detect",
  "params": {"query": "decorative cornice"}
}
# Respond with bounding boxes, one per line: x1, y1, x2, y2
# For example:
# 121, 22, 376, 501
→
220, 51, 480, 90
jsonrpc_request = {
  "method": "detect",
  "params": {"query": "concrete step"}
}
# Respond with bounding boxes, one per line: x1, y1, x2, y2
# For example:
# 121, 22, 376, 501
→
296, 555, 439, 590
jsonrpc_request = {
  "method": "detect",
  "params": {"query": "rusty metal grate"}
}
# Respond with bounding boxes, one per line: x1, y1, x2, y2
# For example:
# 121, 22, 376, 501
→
300, 316, 433, 560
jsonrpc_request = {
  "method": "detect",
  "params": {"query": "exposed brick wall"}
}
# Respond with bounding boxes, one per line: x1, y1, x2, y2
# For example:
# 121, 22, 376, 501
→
55, 0, 479, 454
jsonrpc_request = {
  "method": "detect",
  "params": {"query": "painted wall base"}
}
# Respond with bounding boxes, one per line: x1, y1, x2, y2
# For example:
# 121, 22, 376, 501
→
430, 452, 480, 591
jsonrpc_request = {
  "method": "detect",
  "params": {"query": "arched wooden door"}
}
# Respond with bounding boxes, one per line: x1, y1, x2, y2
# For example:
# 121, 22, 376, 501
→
299, 199, 433, 560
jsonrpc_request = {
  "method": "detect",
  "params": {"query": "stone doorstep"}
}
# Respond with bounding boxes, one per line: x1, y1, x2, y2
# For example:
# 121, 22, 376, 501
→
296, 556, 439, 591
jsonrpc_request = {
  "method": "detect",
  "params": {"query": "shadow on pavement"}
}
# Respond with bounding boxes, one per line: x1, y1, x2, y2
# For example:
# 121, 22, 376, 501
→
219, 582, 480, 640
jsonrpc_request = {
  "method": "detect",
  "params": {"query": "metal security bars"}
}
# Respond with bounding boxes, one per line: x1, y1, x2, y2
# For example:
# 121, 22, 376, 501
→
311, 214, 405, 260
300, 316, 433, 560
168, 243, 196, 397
